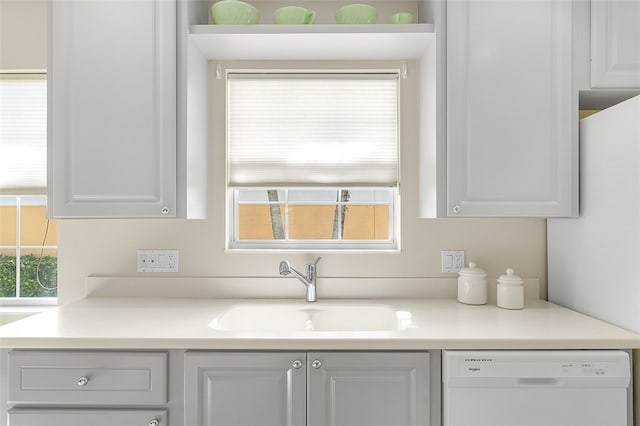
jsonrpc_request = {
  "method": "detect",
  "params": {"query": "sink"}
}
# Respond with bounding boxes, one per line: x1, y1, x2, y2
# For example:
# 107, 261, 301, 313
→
209, 302, 408, 332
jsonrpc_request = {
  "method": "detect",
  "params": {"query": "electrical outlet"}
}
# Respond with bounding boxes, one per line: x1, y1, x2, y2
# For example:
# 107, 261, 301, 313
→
137, 249, 179, 273
441, 250, 464, 273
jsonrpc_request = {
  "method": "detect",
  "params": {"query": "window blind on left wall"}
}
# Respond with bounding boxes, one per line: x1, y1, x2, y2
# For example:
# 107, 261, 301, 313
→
0, 75, 47, 194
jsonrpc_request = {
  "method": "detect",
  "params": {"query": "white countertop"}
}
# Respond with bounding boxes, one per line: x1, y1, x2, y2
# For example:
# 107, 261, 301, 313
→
1, 297, 639, 350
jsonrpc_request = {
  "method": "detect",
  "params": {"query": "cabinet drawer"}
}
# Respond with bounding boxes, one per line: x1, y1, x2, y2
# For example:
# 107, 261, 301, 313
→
8, 408, 167, 426
8, 350, 167, 405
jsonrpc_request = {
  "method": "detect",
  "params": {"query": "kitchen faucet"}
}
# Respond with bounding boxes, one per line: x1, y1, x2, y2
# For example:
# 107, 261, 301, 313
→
279, 257, 321, 302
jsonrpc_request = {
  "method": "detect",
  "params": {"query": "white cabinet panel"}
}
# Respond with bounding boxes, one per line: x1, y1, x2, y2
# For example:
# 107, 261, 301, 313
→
8, 408, 167, 426
184, 351, 306, 426
591, 0, 640, 88
307, 352, 433, 426
8, 350, 167, 405
447, 0, 577, 217
184, 351, 437, 426
48, 0, 176, 217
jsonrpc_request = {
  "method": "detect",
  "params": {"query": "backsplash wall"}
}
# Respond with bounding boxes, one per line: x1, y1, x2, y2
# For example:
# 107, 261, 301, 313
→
58, 217, 546, 304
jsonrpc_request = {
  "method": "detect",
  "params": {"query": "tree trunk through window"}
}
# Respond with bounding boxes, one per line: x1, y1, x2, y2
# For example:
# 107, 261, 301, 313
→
266, 190, 351, 240
267, 190, 284, 239
332, 190, 350, 240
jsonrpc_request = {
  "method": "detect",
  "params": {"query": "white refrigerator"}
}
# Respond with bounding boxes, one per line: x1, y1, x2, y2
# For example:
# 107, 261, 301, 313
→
548, 94, 640, 333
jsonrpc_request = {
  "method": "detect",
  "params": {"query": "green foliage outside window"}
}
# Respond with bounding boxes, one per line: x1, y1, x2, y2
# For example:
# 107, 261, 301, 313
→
0, 254, 57, 298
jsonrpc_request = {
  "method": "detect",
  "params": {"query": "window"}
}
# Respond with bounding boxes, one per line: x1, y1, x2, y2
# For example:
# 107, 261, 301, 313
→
0, 74, 57, 304
0, 195, 57, 302
225, 66, 401, 250
233, 188, 396, 249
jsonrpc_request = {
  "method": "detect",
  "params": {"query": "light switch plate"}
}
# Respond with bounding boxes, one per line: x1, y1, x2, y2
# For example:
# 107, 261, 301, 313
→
137, 249, 179, 273
441, 250, 464, 273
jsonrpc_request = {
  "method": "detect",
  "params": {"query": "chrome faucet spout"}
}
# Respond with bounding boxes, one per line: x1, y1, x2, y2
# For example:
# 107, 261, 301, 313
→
279, 258, 321, 302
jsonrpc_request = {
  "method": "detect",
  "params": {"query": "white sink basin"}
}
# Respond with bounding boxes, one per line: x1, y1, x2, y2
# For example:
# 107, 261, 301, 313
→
210, 302, 407, 332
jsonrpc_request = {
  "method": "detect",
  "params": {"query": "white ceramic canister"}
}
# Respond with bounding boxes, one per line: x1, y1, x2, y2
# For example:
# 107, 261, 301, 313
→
497, 268, 524, 309
457, 261, 487, 305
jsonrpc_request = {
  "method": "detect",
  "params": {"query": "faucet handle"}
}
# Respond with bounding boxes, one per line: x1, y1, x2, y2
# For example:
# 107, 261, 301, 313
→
308, 257, 321, 274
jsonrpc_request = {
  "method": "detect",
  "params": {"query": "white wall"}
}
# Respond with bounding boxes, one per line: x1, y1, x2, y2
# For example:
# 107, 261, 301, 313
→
0, 0, 47, 72
0, 0, 546, 304
58, 216, 547, 304
56, 54, 548, 303
57, 55, 547, 304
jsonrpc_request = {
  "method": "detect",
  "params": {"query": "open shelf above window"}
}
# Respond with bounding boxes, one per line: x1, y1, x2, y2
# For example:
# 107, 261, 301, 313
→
189, 24, 435, 60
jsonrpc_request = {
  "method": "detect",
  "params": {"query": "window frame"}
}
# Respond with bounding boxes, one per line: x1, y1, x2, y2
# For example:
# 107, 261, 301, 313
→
220, 61, 407, 252
228, 187, 399, 251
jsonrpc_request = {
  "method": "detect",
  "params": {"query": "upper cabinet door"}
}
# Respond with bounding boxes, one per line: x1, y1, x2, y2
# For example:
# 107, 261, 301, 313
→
447, 0, 577, 217
48, 0, 176, 218
591, 0, 640, 88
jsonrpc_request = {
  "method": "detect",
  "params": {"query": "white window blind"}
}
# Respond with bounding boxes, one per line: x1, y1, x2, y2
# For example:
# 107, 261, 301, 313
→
227, 73, 399, 187
0, 75, 47, 194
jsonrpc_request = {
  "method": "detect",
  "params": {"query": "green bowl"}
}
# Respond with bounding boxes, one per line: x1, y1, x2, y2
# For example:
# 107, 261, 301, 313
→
211, 0, 259, 24
335, 4, 378, 24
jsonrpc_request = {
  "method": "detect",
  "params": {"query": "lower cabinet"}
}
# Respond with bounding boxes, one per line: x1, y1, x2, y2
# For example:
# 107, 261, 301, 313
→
185, 351, 306, 425
185, 351, 439, 426
2, 349, 439, 426
307, 352, 433, 426
7, 350, 167, 405
4, 350, 169, 426
7, 409, 167, 426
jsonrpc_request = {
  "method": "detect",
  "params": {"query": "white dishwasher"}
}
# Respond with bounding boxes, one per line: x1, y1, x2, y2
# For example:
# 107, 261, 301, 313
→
443, 350, 632, 426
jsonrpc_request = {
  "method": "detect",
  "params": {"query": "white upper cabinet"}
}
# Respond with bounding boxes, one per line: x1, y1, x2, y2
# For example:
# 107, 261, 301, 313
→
48, 0, 177, 218
446, 0, 578, 217
591, 0, 640, 88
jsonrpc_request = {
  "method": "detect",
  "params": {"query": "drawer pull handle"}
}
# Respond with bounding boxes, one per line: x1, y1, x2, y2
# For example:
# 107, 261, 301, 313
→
149, 419, 160, 426
77, 376, 89, 387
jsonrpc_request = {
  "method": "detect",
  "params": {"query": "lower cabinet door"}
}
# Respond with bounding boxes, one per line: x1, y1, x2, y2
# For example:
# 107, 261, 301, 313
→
8, 408, 167, 426
307, 352, 432, 426
184, 351, 306, 426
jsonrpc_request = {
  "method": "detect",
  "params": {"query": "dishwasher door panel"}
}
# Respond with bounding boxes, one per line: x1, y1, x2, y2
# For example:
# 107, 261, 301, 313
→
443, 350, 632, 426
444, 386, 627, 426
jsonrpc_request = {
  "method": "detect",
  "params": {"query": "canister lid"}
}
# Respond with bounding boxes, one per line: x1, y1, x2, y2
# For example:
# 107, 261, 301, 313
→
497, 268, 524, 286
458, 261, 487, 277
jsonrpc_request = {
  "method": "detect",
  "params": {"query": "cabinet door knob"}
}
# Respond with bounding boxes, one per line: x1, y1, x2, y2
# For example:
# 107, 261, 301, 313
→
292, 360, 303, 369
77, 376, 89, 387
452, 205, 461, 214
311, 359, 322, 369
149, 420, 160, 426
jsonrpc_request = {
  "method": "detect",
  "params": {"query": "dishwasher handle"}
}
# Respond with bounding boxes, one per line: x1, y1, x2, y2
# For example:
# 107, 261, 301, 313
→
517, 377, 560, 386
